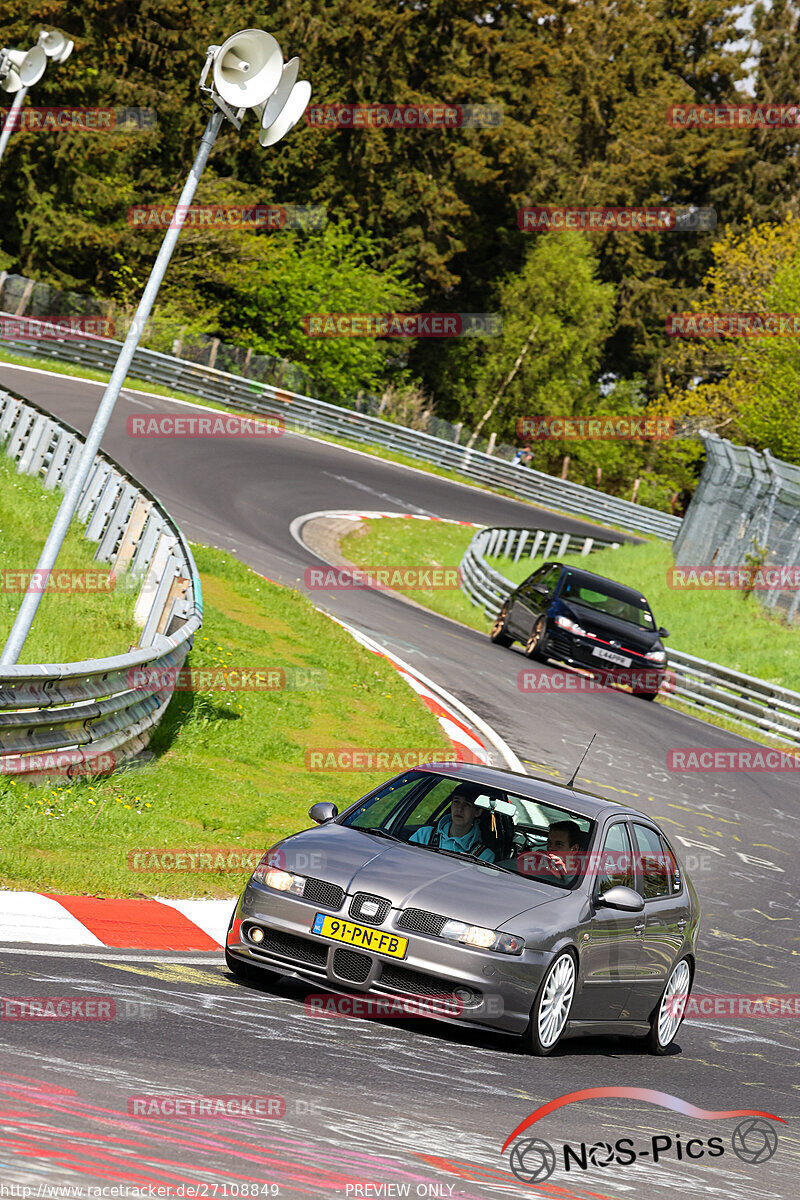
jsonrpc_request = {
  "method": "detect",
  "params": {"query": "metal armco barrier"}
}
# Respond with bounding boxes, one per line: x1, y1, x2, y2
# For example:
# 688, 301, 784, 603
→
0, 385, 202, 781
461, 525, 800, 746
0, 315, 683, 541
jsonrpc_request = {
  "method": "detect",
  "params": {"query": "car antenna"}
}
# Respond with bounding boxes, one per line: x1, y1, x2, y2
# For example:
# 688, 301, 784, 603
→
566, 732, 597, 789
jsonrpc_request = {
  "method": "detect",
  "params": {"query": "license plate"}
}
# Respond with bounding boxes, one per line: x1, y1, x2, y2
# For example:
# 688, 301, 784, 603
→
311, 913, 408, 959
592, 647, 631, 667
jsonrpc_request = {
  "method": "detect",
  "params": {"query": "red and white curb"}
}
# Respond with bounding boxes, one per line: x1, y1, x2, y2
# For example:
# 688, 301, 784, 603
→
0, 890, 232, 951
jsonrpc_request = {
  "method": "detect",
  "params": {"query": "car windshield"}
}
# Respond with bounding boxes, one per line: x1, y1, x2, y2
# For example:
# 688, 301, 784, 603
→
561, 572, 655, 629
341, 771, 595, 889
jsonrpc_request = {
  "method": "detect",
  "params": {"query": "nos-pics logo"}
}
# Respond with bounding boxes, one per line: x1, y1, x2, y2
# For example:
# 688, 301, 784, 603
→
502, 1088, 782, 1185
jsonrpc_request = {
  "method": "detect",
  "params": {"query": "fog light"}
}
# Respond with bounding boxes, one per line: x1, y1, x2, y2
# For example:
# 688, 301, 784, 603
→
453, 987, 474, 1004
248, 926, 265, 944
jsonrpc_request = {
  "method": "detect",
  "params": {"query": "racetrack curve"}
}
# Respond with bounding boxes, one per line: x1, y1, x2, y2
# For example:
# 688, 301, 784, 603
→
1, 361, 798, 1198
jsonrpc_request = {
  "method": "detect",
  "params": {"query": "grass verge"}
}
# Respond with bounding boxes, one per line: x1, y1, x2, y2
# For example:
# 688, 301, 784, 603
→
0, 452, 140, 662
0, 544, 451, 897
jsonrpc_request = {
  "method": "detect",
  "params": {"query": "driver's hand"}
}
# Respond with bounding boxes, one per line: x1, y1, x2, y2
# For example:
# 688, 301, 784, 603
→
544, 851, 569, 876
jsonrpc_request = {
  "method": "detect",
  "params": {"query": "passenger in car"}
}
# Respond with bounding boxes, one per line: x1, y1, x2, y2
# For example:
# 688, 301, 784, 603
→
543, 820, 583, 877
409, 784, 496, 862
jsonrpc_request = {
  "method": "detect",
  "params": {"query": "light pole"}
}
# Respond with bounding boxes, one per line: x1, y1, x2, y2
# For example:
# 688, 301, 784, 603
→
0, 31, 74, 168
1, 27, 311, 666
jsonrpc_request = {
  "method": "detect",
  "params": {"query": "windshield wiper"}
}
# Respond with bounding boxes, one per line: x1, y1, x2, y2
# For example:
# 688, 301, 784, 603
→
416, 843, 503, 872
357, 826, 402, 842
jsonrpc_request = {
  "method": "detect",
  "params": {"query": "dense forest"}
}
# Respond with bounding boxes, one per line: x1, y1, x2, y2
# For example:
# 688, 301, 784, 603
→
2, 1, 800, 509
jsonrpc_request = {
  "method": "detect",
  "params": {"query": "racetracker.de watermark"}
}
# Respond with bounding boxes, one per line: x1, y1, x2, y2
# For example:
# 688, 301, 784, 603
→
304, 993, 468, 1018
127, 204, 325, 230
667, 103, 800, 127
516, 416, 674, 440
668, 994, 800, 1018
304, 566, 460, 590
668, 565, 800, 590
0, 315, 114, 340
1, 997, 115, 1020
668, 748, 800, 771
302, 313, 500, 338
0, 106, 157, 132
126, 666, 327, 692
128, 847, 326, 873
305, 749, 478, 770
126, 414, 283, 438
305, 103, 502, 129
127, 1095, 284, 1118
517, 850, 675, 878
518, 670, 674, 694
0, 751, 116, 777
0, 568, 115, 593
666, 312, 800, 337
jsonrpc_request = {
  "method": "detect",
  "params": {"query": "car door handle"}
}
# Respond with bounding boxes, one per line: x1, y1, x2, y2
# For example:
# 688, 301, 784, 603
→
634, 921, 646, 935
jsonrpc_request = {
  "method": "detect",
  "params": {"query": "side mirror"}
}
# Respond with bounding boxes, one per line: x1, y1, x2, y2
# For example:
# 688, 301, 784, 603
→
531, 583, 549, 597
658, 627, 670, 639
596, 884, 644, 912
308, 801, 338, 824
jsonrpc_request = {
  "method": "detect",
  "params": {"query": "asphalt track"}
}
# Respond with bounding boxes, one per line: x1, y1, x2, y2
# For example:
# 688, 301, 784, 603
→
1, 361, 798, 1198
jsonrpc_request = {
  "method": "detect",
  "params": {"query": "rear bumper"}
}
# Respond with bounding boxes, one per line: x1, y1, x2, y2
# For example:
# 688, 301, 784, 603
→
225, 882, 553, 1034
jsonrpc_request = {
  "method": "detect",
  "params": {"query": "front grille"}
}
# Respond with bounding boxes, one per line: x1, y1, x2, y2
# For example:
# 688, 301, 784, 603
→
252, 929, 327, 968
396, 907, 447, 936
380, 963, 467, 1002
349, 892, 391, 924
304, 878, 344, 909
549, 632, 574, 659
332, 948, 371, 982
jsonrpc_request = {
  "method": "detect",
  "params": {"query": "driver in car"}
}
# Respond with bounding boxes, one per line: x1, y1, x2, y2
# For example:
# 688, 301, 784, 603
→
519, 819, 582, 879
409, 785, 496, 862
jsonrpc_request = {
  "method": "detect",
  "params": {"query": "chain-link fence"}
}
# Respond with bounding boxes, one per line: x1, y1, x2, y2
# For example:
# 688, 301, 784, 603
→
673, 431, 800, 622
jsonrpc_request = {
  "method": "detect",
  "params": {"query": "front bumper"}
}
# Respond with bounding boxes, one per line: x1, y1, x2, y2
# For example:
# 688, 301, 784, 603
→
545, 630, 665, 691
226, 881, 553, 1034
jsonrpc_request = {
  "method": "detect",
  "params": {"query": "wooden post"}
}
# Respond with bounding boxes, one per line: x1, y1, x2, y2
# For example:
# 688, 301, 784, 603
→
207, 337, 220, 369
561, 455, 570, 480
596, 466, 602, 488
631, 477, 641, 503
487, 431, 497, 455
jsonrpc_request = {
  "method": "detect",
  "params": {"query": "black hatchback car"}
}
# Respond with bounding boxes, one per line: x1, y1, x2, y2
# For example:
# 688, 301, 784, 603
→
490, 562, 669, 700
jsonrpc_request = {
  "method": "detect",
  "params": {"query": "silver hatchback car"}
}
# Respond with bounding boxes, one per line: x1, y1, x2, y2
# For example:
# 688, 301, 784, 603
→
225, 763, 699, 1054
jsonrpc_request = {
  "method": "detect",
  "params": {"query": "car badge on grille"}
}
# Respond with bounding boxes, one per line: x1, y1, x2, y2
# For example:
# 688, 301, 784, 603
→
360, 900, 380, 917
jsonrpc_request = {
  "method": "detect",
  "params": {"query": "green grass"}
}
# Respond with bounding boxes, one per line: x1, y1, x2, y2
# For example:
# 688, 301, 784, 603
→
342, 516, 800, 694
0, 346, 636, 535
0, 544, 451, 897
0, 452, 140, 662
340, 518, 490, 631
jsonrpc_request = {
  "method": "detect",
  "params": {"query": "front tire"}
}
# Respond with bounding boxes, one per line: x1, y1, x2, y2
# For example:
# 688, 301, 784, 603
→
525, 950, 577, 1056
525, 617, 547, 661
643, 956, 692, 1054
490, 604, 514, 647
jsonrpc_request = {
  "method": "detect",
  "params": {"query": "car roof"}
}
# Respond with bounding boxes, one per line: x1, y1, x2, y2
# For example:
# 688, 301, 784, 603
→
416, 761, 640, 822
539, 562, 649, 603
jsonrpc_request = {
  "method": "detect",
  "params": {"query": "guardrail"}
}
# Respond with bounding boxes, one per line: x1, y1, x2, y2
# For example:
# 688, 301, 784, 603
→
0, 315, 683, 541
460, 525, 800, 746
0, 384, 202, 782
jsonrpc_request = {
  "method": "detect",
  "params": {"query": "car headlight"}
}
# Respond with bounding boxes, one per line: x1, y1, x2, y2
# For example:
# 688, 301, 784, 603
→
555, 615, 587, 635
254, 864, 306, 895
440, 919, 524, 955
644, 649, 666, 663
